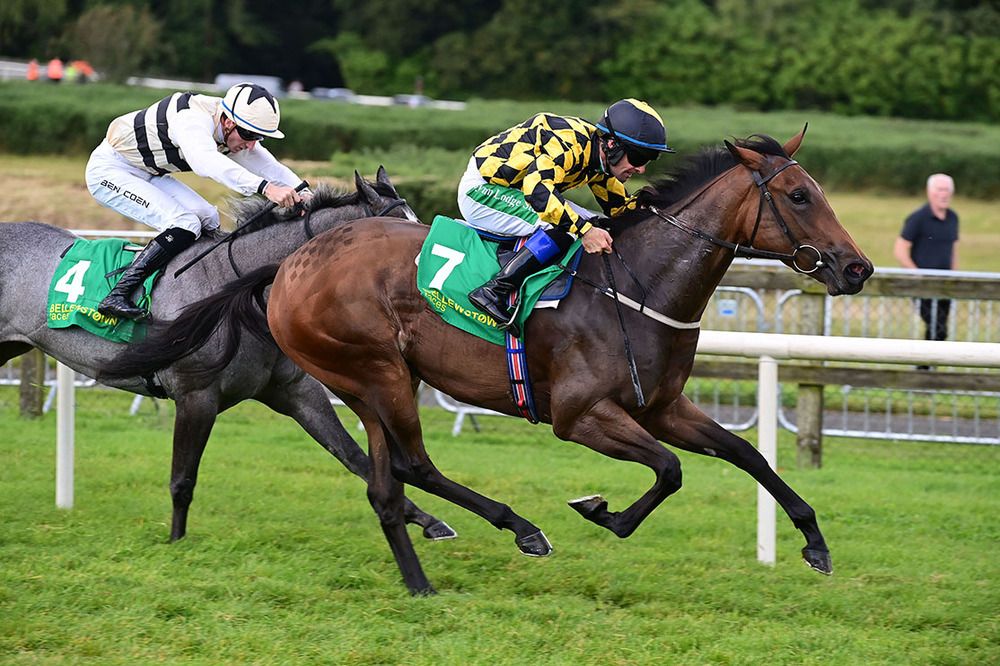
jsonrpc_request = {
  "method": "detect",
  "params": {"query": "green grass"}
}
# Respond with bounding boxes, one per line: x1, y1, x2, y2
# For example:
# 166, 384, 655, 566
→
1, 388, 997, 664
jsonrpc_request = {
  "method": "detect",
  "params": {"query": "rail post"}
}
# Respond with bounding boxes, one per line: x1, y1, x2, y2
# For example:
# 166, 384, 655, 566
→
796, 292, 825, 468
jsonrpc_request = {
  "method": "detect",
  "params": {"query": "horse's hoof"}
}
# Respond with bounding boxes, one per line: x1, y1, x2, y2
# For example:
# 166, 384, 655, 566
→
802, 548, 833, 575
409, 584, 438, 597
516, 530, 553, 557
422, 520, 457, 541
568, 494, 608, 520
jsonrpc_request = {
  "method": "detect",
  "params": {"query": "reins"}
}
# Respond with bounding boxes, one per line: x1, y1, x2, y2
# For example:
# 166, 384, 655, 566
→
602, 253, 646, 407
175, 188, 410, 278
558, 152, 824, 408
647, 158, 825, 274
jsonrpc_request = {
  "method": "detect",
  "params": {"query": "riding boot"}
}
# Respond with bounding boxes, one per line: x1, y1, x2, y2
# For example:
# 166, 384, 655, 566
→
98, 243, 171, 320
98, 228, 195, 321
468, 245, 544, 329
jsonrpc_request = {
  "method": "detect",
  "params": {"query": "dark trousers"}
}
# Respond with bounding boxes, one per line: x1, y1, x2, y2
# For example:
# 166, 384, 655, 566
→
919, 298, 951, 341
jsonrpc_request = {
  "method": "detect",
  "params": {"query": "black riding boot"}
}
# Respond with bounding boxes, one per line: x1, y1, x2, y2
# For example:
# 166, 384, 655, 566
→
98, 228, 194, 321
468, 245, 544, 329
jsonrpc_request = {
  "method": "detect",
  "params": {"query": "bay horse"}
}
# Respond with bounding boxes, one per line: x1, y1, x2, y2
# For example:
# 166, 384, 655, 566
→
112, 130, 873, 594
1, 168, 454, 543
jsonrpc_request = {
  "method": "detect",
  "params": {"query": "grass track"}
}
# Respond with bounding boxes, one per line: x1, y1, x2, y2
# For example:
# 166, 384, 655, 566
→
1, 388, 997, 664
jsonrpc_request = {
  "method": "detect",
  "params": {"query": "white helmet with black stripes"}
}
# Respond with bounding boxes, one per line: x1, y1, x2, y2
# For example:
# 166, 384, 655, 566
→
221, 83, 284, 139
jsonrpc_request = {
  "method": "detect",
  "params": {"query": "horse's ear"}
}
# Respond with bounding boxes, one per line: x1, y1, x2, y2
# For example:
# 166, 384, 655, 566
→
725, 139, 766, 171
783, 123, 808, 157
376, 165, 391, 187
355, 171, 380, 206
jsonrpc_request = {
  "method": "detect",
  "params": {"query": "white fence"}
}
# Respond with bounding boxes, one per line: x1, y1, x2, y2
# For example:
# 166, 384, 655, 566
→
51, 331, 1000, 567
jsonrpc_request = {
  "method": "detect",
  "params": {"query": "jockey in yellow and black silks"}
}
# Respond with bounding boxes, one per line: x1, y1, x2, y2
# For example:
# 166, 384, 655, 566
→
458, 98, 675, 329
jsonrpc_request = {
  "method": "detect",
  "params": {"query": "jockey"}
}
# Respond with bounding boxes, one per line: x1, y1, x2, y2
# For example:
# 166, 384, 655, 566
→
85, 82, 310, 320
460, 98, 674, 329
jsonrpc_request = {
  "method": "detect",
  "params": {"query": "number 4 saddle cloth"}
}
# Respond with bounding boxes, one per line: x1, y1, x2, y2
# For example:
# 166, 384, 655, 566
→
47, 238, 161, 343
416, 215, 582, 345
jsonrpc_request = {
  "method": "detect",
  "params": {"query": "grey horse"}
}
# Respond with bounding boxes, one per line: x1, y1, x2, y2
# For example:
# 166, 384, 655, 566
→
0, 168, 455, 542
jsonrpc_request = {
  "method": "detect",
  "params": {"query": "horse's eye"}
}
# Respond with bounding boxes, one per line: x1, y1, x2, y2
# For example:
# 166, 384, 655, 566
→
790, 189, 809, 205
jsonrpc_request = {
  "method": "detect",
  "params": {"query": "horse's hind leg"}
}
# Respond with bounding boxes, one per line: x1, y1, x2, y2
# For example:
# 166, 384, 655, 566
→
552, 398, 683, 538
359, 381, 551, 558
344, 397, 434, 595
169, 391, 219, 541
644, 395, 831, 574
258, 375, 456, 540
0, 341, 33, 365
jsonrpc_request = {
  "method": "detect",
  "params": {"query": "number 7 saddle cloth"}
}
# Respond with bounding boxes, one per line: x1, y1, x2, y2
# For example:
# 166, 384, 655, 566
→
416, 215, 582, 345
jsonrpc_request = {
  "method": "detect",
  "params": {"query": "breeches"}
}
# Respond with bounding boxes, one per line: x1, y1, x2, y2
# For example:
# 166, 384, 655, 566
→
456, 157, 597, 238
85, 140, 219, 236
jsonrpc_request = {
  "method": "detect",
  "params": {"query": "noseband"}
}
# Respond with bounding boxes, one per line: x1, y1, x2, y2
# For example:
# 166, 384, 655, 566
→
649, 158, 825, 274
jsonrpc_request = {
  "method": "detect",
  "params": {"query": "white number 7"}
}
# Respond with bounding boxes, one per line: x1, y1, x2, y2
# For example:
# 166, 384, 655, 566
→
428, 244, 465, 290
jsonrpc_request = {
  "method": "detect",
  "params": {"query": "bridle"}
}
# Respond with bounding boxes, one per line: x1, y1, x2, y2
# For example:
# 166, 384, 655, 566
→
300, 193, 410, 240
227, 191, 412, 277
648, 157, 825, 274
567, 152, 824, 407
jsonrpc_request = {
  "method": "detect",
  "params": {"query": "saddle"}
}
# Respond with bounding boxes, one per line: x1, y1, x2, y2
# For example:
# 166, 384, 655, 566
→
416, 215, 582, 345
47, 238, 162, 343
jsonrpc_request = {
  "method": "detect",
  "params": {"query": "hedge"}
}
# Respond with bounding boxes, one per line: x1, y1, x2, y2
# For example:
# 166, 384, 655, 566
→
2, 82, 997, 199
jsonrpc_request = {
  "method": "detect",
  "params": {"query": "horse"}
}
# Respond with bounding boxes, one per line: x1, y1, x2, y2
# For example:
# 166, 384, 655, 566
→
0, 168, 454, 543
105, 129, 873, 594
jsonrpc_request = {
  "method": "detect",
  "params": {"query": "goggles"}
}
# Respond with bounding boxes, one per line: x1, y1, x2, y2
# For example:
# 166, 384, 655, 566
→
235, 125, 265, 142
624, 145, 659, 167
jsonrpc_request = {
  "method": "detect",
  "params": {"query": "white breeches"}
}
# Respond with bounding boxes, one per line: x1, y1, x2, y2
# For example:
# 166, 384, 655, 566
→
85, 140, 219, 236
456, 157, 596, 237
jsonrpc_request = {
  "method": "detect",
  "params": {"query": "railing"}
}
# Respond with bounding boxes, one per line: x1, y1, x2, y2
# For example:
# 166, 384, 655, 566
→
7, 246, 1000, 452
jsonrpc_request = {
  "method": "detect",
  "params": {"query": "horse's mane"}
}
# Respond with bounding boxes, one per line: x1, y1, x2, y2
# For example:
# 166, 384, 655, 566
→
617, 134, 789, 228
226, 180, 398, 231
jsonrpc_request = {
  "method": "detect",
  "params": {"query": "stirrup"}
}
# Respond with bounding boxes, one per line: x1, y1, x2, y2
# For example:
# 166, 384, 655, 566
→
469, 287, 511, 323
98, 295, 146, 321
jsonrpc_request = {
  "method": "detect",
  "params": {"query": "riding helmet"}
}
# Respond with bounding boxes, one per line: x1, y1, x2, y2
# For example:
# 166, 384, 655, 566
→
221, 83, 284, 139
596, 98, 674, 165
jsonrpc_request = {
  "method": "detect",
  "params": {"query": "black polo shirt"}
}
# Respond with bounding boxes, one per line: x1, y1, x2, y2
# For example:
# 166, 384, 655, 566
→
900, 203, 959, 270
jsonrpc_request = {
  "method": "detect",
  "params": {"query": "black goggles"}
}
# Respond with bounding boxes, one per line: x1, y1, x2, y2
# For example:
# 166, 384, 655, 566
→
235, 126, 265, 142
624, 146, 659, 167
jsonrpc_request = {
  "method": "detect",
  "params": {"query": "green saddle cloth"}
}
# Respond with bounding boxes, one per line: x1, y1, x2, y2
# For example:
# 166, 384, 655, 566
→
47, 238, 161, 343
416, 215, 580, 345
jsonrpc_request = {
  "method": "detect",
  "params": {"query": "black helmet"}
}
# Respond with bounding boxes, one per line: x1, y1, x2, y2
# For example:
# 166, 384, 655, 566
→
596, 98, 674, 166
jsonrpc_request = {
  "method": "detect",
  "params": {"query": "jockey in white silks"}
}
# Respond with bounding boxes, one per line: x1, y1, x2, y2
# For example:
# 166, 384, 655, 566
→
85, 82, 310, 320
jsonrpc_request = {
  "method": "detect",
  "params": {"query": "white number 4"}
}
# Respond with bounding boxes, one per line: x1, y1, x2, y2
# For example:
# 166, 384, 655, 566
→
428, 244, 465, 290
54, 260, 91, 303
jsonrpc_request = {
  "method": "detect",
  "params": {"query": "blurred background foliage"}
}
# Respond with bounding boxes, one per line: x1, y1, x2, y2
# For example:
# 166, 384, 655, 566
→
1, 0, 998, 122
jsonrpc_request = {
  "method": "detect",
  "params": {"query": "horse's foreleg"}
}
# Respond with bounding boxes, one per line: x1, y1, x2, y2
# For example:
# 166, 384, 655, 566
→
259, 377, 456, 541
644, 395, 831, 574
553, 398, 682, 538
169, 392, 218, 541
346, 397, 434, 596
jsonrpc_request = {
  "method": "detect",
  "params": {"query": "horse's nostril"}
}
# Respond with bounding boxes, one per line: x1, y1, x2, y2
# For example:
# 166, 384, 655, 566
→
844, 262, 871, 283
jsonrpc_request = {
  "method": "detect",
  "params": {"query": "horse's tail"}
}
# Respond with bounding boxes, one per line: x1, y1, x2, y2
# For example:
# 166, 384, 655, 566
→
99, 265, 279, 382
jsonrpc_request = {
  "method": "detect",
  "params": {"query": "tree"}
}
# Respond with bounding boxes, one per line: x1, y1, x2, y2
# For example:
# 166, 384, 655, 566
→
0, 0, 69, 58
60, 4, 162, 83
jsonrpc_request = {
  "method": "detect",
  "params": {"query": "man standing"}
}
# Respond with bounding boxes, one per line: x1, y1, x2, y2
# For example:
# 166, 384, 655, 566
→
893, 173, 960, 344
